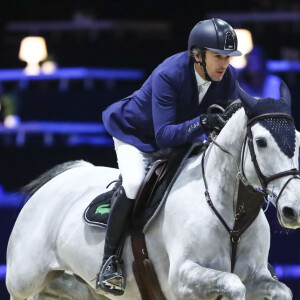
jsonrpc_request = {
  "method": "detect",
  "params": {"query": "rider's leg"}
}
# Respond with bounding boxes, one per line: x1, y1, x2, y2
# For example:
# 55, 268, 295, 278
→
96, 186, 134, 292
96, 139, 148, 295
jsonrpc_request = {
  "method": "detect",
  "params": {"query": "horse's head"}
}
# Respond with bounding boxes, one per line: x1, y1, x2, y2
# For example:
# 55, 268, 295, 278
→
238, 82, 300, 229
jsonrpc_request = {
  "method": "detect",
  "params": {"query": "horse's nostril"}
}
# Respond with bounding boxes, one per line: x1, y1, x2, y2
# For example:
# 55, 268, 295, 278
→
282, 206, 296, 221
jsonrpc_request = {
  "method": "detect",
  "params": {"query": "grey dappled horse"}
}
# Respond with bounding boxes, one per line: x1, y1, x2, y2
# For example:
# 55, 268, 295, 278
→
6, 83, 300, 300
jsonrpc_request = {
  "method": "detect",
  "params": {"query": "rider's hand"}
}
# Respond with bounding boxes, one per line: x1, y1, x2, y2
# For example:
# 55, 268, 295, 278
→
200, 113, 226, 133
222, 101, 243, 121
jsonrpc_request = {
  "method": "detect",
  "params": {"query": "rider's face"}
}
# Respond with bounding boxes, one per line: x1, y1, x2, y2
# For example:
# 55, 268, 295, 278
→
195, 50, 232, 81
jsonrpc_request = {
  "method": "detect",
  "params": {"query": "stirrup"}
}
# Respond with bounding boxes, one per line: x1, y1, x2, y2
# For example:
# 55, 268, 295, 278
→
95, 255, 126, 296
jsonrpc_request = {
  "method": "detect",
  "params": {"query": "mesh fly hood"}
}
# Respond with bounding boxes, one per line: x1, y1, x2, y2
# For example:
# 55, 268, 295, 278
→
247, 98, 296, 158
259, 117, 296, 158
245, 97, 291, 119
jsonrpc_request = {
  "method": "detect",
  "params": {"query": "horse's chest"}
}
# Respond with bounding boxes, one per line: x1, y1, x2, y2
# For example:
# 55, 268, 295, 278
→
196, 213, 269, 277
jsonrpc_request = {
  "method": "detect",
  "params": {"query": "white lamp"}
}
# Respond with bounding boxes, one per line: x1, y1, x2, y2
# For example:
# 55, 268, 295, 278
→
231, 29, 253, 69
19, 36, 48, 75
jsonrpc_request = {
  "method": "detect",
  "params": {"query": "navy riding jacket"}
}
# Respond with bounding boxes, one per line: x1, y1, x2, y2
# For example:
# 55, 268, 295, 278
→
102, 51, 239, 152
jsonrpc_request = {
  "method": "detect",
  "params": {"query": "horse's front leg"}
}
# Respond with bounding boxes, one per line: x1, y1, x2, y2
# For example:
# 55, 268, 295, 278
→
244, 267, 292, 300
169, 260, 246, 300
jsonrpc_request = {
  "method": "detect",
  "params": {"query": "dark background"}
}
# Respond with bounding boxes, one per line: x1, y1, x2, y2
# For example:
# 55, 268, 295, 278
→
1, 0, 300, 299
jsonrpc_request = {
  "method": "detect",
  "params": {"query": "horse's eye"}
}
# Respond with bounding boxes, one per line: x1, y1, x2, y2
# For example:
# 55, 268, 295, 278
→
256, 138, 267, 148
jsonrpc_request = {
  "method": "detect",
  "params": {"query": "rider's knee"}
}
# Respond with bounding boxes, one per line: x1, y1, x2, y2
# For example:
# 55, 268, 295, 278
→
123, 178, 143, 199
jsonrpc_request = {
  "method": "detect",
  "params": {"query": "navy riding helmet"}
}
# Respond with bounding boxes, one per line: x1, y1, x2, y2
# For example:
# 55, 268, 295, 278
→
188, 18, 242, 57
188, 18, 242, 82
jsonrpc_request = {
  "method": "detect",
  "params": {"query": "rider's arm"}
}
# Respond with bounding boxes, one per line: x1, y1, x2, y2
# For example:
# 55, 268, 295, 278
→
152, 72, 204, 149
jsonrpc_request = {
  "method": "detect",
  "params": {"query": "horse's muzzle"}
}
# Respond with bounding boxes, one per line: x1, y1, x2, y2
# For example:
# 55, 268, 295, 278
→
280, 205, 300, 229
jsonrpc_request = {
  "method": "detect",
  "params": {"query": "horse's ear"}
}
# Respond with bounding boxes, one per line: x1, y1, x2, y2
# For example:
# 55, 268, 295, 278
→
296, 130, 300, 144
280, 80, 291, 108
237, 82, 256, 112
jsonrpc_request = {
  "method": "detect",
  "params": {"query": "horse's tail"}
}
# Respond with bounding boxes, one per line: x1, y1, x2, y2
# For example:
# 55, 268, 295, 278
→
22, 160, 93, 199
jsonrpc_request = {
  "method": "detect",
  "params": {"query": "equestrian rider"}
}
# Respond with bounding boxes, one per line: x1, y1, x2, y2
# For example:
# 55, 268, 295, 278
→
96, 18, 242, 295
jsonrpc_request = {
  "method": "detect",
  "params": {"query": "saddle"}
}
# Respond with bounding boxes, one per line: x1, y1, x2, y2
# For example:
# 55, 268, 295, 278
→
84, 143, 197, 300
84, 143, 195, 228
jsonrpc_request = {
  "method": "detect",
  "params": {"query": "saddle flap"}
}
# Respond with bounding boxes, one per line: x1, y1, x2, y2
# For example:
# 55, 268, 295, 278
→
132, 159, 168, 222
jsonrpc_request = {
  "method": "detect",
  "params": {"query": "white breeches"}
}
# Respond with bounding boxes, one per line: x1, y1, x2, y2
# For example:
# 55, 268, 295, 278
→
113, 138, 171, 199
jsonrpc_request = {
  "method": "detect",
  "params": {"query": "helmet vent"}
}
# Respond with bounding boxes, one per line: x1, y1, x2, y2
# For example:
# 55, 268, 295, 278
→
224, 31, 235, 50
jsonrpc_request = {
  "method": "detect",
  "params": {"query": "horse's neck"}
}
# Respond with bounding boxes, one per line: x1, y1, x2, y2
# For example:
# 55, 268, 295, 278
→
204, 109, 247, 215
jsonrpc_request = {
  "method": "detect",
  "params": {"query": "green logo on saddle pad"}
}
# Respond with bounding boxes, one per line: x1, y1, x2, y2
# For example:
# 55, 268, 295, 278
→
95, 204, 111, 215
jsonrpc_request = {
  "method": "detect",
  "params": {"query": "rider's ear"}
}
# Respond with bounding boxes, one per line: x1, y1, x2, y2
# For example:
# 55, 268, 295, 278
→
195, 55, 202, 63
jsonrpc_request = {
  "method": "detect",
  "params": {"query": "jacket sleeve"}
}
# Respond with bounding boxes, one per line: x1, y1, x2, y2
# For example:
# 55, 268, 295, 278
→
152, 72, 204, 149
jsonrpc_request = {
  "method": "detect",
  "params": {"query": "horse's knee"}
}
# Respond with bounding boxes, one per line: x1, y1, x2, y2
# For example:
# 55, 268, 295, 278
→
261, 282, 292, 300
219, 273, 246, 300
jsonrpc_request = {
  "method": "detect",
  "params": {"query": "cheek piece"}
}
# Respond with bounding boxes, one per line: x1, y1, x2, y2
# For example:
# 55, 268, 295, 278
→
194, 51, 214, 82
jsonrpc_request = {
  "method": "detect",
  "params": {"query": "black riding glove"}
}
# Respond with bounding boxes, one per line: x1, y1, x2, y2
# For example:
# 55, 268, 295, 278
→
222, 101, 243, 121
200, 113, 226, 133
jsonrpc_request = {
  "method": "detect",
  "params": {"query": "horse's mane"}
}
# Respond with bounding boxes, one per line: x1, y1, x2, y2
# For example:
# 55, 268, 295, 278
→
22, 160, 93, 198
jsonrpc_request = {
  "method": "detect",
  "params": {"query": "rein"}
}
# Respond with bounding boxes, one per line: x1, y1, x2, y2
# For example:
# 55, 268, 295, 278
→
201, 146, 242, 273
201, 112, 300, 273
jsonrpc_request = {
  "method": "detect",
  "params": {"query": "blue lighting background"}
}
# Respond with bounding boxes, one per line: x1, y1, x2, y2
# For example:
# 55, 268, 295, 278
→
1, 1, 300, 299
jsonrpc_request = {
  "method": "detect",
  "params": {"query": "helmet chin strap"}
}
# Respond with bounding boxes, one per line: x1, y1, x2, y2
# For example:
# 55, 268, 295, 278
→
194, 51, 215, 82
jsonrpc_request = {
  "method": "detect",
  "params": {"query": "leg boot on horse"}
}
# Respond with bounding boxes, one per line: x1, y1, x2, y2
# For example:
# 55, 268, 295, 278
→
95, 186, 134, 296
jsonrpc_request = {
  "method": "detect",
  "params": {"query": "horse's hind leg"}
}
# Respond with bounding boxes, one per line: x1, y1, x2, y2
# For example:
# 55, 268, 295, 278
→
10, 296, 24, 300
8, 271, 110, 300
6, 268, 64, 300
30, 272, 109, 300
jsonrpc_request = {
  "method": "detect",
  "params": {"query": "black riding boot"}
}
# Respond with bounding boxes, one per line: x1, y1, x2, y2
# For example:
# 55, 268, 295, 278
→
95, 186, 134, 295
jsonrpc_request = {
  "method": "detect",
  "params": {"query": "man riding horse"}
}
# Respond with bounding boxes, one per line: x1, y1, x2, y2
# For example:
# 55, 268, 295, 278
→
96, 18, 242, 295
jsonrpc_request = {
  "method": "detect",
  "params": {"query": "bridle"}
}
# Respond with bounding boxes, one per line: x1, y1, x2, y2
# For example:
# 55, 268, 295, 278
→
240, 113, 300, 206
201, 112, 300, 273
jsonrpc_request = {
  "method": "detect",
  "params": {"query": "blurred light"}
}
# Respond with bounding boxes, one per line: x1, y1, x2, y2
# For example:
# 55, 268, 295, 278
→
230, 55, 247, 69
41, 61, 57, 74
0, 265, 6, 281
4, 115, 21, 128
0, 67, 144, 81
274, 264, 300, 279
267, 60, 300, 72
235, 29, 253, 55
231, 29, 253, 69
19, 36, 48, 75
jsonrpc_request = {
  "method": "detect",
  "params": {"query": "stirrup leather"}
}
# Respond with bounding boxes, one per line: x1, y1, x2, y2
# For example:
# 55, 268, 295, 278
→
96, 255, 126, 296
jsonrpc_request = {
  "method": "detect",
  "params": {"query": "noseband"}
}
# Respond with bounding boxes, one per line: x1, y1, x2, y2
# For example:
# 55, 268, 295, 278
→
241, 113, 300, 206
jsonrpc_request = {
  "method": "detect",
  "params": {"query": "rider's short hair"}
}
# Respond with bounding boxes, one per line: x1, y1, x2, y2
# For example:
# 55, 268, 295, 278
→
189, 46, 206, 58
